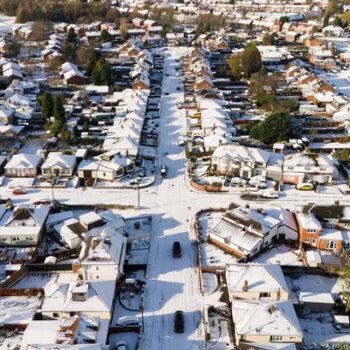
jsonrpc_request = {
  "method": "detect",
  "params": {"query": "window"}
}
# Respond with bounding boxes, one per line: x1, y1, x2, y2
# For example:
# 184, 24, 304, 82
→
304, 238, 311, 243
53, 313, 59, 317
287, 166, 294, 170
260, 292, 271, 298
271, 335, 283, 342
327, 241, 336, 249
307, 228, 316, 233
305, 166, 311, 170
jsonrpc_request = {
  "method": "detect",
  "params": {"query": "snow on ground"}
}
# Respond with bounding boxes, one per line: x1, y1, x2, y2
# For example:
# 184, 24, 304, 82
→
112, 297, 141, 325
20, 139, 43, 154
108, 332, 139, 350
207, 315, 233, 350
253, 244, 303, 266
286, 274, 347, 305
202, 273, 219, 296
300, 314, 350, 346
200, 242, 238, 267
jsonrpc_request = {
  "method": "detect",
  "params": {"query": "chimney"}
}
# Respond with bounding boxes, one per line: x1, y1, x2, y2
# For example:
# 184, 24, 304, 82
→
277, 288, 281, 301
268, 304, 276, 314
242, 280, 249, 292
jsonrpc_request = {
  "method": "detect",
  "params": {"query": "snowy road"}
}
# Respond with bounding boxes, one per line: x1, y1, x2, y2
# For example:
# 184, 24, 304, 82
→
140, 47, 205, 350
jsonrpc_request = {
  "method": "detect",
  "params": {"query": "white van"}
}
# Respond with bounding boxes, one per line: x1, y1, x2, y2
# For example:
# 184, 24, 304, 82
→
178, 136, 185, 146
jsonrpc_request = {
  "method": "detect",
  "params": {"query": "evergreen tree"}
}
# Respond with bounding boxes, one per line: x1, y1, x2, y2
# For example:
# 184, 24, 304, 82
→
53, 95, 65, 122
67, 27, 77, 43
40, 93, 53, 119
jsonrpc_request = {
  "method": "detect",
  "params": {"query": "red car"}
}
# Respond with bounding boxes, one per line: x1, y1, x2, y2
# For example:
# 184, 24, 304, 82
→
13, 187, 27, 195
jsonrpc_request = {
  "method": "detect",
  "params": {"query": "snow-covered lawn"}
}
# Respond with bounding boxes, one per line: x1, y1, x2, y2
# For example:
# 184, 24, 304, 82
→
207, 314, 233, 350
108, 332, 140, 350
253, 244, 303, 266
300, 314, 350, 346
200, 242, 238, 267
202, 273, 219, 296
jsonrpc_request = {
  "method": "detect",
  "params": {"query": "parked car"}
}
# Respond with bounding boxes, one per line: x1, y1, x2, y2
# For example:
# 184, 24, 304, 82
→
33, 198, 51, 205
115, 341, 128, 350
116, 316, 140, 327
13, 187, 27, 195
174, 310, 185, 333
296, 182, 314, 191
172, 241, 182, 258
259, 190, 279, 199
178, 136, 185, 146
230, 177, 246, 186
161, 165, 168, 178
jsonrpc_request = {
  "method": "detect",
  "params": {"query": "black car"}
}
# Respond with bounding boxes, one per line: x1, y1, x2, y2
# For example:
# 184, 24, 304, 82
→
172, 241, 182, 258
174, 310, 184, 333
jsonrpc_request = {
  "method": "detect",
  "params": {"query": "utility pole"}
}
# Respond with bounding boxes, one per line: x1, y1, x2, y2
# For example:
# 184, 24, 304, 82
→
136, 179, 141, 210
137, 184, 140, 210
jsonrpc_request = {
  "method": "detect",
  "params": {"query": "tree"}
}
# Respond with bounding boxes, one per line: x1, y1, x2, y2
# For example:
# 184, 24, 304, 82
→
196, 14, 226, 35
333, 149, 350, 161
100, 29, 112, 42
48, 56, 64, 72
119, 20, 128, 42
228, 55, 241, 80
15, 4, 26, 23
31, 21, 50, 41
241, 44, 262, 78
92, 59, 112, 85
76, 47, 100, 75
39, 93, 53, 119
262, 33, 276, 45
5, 41, 21, 57
53, 95, 65, 122
62, 42, 76, 61
250, 112, 294, 144
106, 8, 120, 23
67, 27, 77, 43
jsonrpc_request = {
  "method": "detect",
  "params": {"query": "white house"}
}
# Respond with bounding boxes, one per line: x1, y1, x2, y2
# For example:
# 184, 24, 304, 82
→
0, 204, 49, 246
226, 263, 289, 301
211, 145, 273, 178
283, 153, 337, 185
79, 226, 127, 281
41, 153, 76, 177
5, 153, 42, 177
232, 299, 303, 346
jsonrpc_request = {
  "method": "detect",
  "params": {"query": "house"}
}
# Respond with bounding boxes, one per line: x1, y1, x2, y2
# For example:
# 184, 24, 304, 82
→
282, 153, 337, 185
21, 316, 108, 349
0, 105, 15, 124
4, 153, 42, 177
41, 280, 116, 320
54, 218, 86, 249
78, 154, 135, 184
295, 204, 350, 252
0, 204, 49, 246
322, 25, 344, 37
41, 153, 76, 177
226, 264, 289, 301
211, 145, 275, 179
239, 344, 297, 350
78, 226, 127, 281
232, 299, 303, 346
60, 62, 86, 85
208, 205, 296, 259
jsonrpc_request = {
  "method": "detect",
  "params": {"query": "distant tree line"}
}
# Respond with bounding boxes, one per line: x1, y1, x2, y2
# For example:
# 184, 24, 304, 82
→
0, 0, 115, 24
